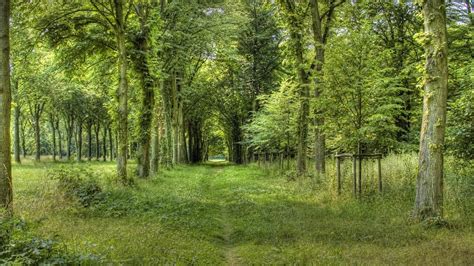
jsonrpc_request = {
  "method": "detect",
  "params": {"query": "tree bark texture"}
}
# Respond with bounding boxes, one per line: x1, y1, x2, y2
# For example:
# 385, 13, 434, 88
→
414, 0, 448, 220
281, 0, 310, 176
134, 13, 154, 178
0, 0, 12, 218
115, 0, 130, 184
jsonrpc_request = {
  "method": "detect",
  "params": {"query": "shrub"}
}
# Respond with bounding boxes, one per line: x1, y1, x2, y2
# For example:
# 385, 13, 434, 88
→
48, 167, 105, 207
0, 219, 102, 264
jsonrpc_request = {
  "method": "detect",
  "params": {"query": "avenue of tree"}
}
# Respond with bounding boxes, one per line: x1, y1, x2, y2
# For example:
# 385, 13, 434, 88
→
0, 0, 472, 237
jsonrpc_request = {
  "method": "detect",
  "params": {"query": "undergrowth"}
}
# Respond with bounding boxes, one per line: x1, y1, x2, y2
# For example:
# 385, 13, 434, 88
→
0, 218, 101, 264
9, 155, 474, 264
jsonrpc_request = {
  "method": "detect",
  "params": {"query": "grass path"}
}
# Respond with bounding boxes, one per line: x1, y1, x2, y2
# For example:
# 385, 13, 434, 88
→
221, 205, 240, 265
13, 160, 474, 264
211, 164, 241, 265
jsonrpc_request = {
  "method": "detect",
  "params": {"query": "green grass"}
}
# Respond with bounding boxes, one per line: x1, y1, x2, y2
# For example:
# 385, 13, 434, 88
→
11, 155, 474, 264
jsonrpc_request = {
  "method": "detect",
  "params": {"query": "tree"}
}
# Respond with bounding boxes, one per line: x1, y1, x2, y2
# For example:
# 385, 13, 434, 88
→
0, 0, 12, 241
322, 3, 403, 154
278, 0, 310, 176
413, 0, 449, 220
237, 0, 280, 113
38, 0, 132, 183
309, 0, 344, 175
363, 2, 423, 148
244, 80, 299, 158
131, 1, 157, 178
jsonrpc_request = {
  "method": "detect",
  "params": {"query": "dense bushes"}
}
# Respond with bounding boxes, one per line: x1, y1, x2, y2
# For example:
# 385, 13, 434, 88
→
48, 167, 105, 208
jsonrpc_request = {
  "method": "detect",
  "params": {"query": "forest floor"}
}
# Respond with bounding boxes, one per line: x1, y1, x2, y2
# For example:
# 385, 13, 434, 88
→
12, 158, 474, 264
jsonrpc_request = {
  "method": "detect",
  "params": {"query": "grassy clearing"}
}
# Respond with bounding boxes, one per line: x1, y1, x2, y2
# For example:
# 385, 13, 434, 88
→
10, 155, 474, 264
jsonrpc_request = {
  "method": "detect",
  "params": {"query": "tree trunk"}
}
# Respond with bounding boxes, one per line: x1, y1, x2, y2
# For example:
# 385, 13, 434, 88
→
0, 0, 12, 224
95, 123, 100, 160
57, 120, 62, 160
76, 121, 82, 162
288, 4, 310, 175
230, 119, 244, 164
177, 74, 187, 164
115, 0, 130, 184
13, 105, 20, 163
109, 126, 114, 161
34, 116, 41, 161
102, 125, 107, 161
280, 0, 311, 176
87, 122, 92, 161
49, 114, 56, 161
309, 0, 337, 175
66, 115, 74, 160
150, 104, 162, 175
414, 0, 448, 220
135, 25, 154, 178
21, 122, 26, 158
160, 79, 174, 168
171, 74, 179, 164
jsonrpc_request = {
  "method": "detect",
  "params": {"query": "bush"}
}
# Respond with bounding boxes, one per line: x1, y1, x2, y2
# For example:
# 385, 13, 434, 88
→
48, 167, 105, 207
0, 219, 101, 264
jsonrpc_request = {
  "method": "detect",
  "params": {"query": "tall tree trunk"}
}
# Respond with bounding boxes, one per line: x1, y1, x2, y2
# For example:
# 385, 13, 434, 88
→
56, 120, 62, 160
115, 133, 118, 162
309, 0, 326, 175
95, 123, 100, 160
150, 104, 162, 175
413, 0, 448, 220
34, 116, 41, 161
76, 121, 83, 162
13, 105, 20, 164
102, 125, 106, 161
281, 0, 310, 176
134, 20, 154, 178
115, 0, 130, 183
176, 74, 187, 163
179, 106, 188, 163
161, 79, 174, 168
21, 122, 26, 158
49, 114, 56, 161
87, 122, 92, 161
0, 0, 12, 227
310, 0, 341, 174
109, 126, 114, 161
66, 115, 74, 160
171, 74, 179, 164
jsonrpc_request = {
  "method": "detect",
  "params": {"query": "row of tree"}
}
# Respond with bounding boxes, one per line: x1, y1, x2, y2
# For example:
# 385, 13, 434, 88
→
0, 0, 472, 228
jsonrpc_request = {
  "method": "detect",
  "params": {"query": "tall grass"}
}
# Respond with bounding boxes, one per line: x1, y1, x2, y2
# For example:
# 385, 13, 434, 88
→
6, 154, 474, 264
258, 153, 474, 226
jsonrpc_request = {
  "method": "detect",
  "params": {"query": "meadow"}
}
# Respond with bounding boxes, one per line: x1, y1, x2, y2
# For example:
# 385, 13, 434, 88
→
6, 155, 474, 264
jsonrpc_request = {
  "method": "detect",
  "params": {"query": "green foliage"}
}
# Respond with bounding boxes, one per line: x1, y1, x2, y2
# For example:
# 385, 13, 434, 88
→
0, 219, 101, 264
237, 0, 281, 106
244, 80, 298, 153
48, 167, 105, 208
447, 88, 474, 159
446, 12, 473, 160
322, 7, 403, 153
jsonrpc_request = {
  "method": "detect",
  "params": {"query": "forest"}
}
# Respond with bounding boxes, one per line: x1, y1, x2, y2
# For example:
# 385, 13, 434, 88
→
0, 0, 472, 264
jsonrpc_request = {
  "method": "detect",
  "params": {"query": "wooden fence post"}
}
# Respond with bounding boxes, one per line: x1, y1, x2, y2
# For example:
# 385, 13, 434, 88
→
377, 156, 382, 193
353, 155, 357, 197
358, 154, 362, 197
336, 154, 341, 195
